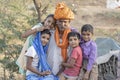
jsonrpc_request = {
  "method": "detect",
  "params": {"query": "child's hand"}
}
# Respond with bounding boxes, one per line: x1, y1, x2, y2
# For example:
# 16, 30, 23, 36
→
45, 71, 51, 75
41, 71, 51, 76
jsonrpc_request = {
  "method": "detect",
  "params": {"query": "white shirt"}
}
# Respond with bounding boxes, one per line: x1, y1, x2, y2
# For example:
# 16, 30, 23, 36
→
47, 32, 71, 75
25, 46, 40, 76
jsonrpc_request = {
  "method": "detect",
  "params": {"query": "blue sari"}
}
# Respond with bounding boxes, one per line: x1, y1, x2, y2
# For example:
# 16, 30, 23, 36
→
26, 32, 59, 80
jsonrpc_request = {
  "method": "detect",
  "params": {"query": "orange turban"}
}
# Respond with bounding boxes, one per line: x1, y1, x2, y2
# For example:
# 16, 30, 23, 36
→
54, 2, 74, 20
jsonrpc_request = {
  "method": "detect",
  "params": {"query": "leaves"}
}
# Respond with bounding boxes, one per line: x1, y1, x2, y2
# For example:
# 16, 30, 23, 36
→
0, 0, 36, 79
0, 0, 51, 79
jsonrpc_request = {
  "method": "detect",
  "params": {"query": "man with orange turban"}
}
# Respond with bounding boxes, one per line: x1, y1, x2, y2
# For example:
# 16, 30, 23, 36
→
47, 2, 75, 76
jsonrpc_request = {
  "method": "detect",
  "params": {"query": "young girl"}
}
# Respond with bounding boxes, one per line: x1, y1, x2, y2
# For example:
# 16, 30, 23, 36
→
25, 29, 58, 80
16, 14, 56, 74
78, 24, 98, 80
21, 14, 55, 38
21, 14, 55, 48
59, 32, 82, 80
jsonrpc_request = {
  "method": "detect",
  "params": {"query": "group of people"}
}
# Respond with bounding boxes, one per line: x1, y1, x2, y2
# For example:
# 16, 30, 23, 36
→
16, 2, 98, 80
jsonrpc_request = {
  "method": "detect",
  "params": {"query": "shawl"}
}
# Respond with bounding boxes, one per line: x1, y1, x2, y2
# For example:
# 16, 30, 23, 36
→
29, 32, 58, 80
55, 27, 71, 61
33, 32, 49, 71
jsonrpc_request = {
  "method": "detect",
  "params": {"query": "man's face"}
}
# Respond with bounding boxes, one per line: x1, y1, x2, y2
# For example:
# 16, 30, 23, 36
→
56, 19, 70, 32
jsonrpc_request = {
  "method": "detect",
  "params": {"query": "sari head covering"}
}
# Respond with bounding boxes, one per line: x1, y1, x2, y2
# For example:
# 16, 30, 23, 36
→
33, 32, 50, 71
31, 32, 58, 80
54, 2, 74, 20
55, 28, 71, 61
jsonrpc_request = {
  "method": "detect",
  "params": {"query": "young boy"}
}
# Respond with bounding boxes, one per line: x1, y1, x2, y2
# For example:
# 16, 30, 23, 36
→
59, 32, 82, 80
79, 24, 98, 80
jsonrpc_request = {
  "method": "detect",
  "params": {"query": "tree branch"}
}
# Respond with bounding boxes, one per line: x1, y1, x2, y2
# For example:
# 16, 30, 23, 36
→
33, 0, 41, 22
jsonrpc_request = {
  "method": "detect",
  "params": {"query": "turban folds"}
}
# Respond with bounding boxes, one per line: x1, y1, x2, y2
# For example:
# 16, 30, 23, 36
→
54, 2, 74, 20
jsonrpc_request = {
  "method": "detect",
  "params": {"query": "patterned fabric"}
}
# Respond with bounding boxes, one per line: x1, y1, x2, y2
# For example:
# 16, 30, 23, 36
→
26, 74, 57, 80
26, 32, 59, 80
54, 2, 74, 20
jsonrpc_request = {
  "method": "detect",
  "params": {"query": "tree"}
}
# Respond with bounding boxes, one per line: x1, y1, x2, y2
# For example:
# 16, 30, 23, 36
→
33, 0, 49, 22
0, 0, 35, 79
0, 0, 50, 79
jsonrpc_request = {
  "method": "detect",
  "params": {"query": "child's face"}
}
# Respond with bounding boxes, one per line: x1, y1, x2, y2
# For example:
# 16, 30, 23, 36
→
41, 33, 50, 46
81, 31, 93, 42
68, 36, 80, 48
44, 17, 55, 29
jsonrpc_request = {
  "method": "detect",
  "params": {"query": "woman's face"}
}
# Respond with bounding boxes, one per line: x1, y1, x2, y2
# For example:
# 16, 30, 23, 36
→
44, 17, 55, 29
56, 19, 70, 32
81, 31, 93, 42
41, 33, 50, 46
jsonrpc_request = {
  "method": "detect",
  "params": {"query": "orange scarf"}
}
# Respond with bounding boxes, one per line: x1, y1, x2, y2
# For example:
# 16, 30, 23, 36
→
55, 27, 71, 61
